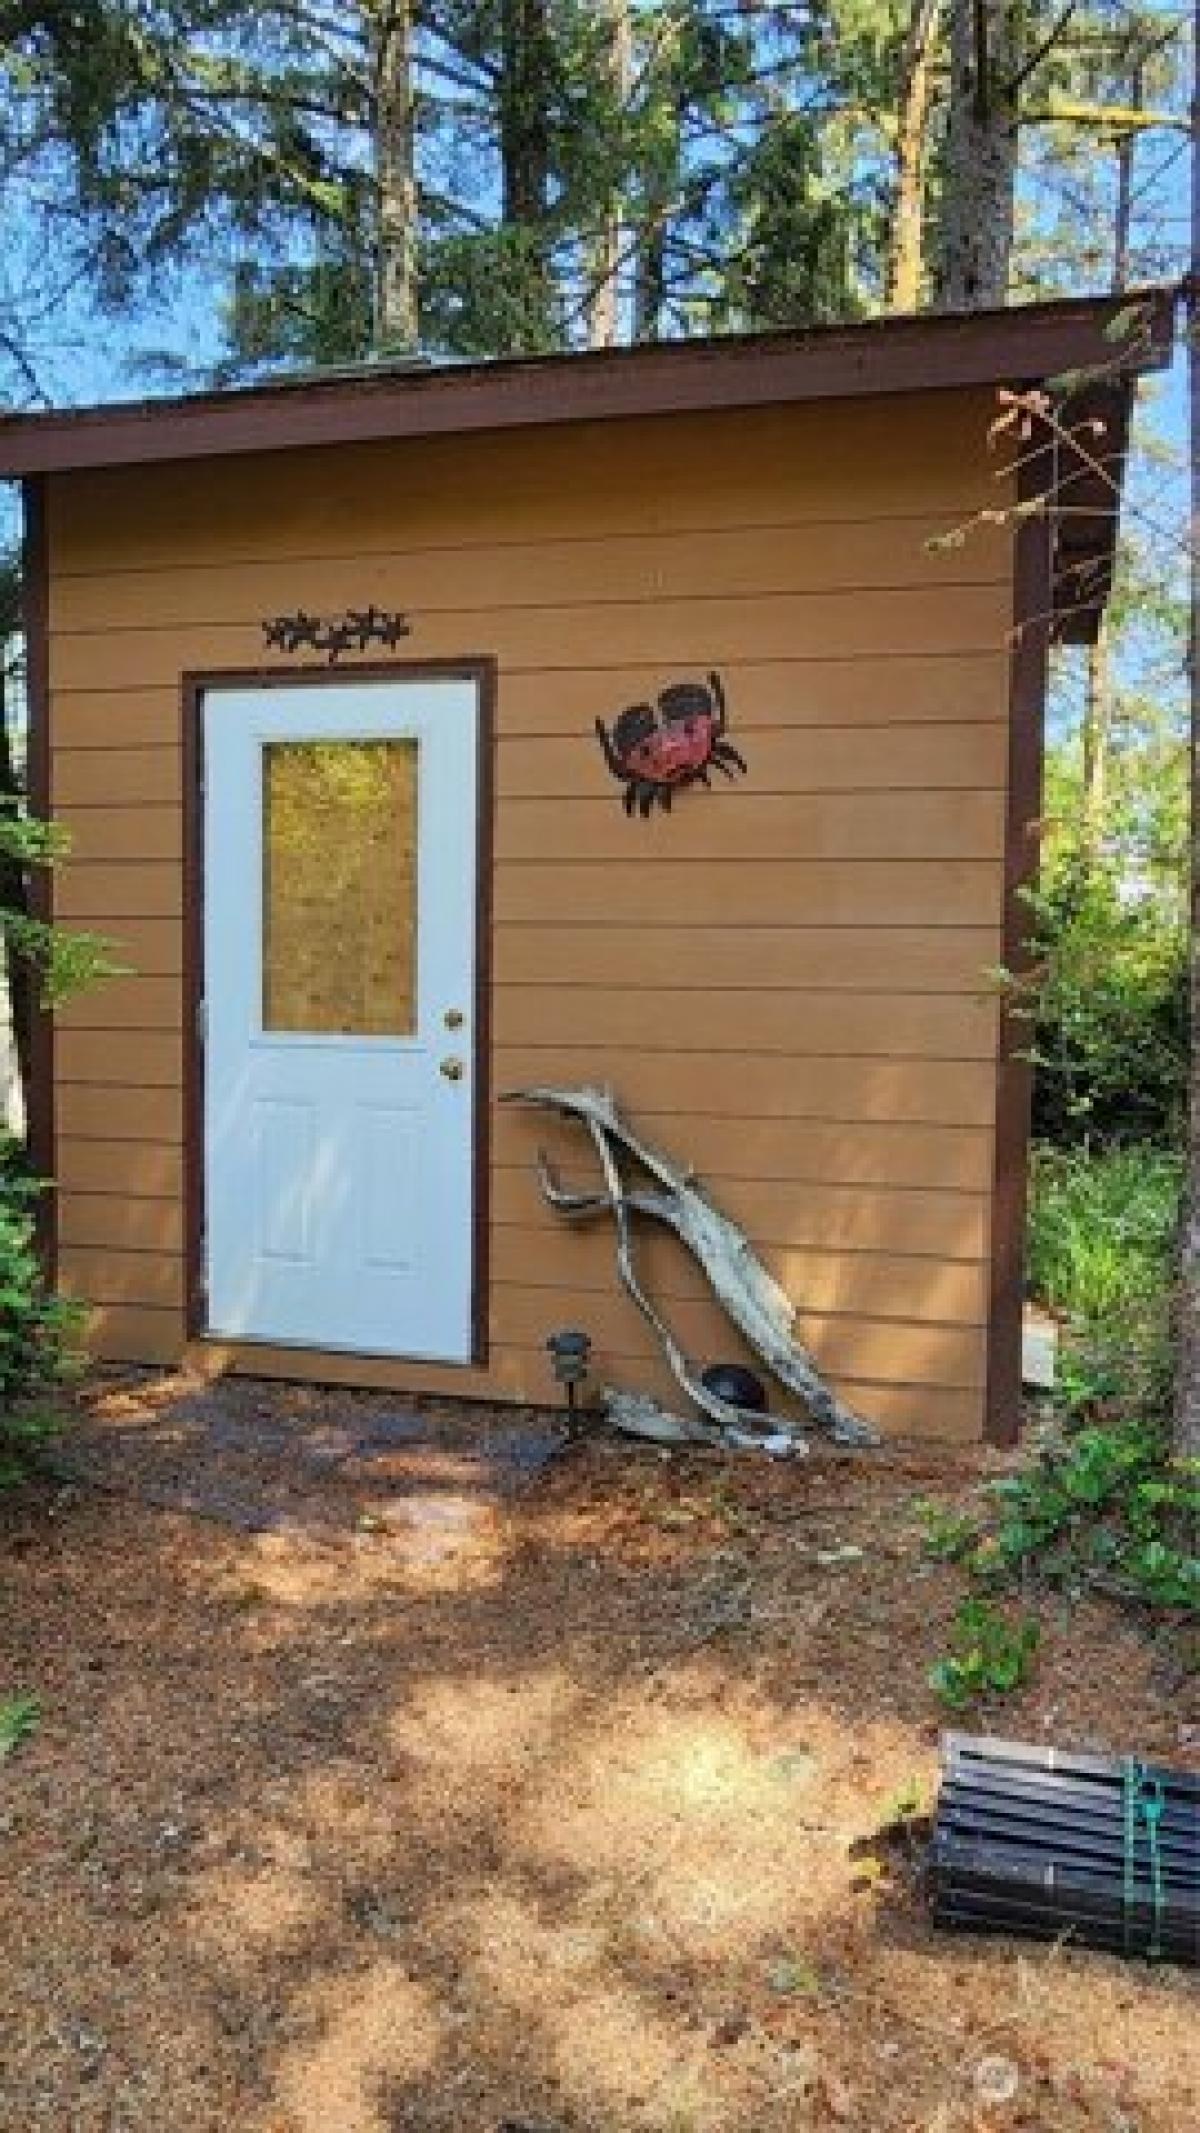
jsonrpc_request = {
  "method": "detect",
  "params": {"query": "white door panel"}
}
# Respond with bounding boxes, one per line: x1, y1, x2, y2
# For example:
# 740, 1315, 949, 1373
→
203, 678, 478, 1360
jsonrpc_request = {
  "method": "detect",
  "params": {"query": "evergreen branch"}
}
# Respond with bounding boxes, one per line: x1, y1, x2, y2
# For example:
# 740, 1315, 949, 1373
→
1007, 4, 1080, 100
997, 402, 1194, 568
0, 321, 51, 406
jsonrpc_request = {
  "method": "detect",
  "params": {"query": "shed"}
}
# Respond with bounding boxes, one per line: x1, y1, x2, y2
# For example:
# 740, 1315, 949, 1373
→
0, 291, 1174, 1443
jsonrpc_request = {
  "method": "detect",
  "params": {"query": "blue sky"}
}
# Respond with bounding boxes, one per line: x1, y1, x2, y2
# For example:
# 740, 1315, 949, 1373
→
1, 5, 1192, 674
1, 0, 1191, 416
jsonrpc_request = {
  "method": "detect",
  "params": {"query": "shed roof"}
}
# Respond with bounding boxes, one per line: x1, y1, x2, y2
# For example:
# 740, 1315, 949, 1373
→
0, 288, 1177, 642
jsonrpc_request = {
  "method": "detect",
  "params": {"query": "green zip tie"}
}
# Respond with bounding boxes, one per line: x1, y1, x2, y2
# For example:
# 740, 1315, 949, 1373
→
1123, 1756, 1166, 1961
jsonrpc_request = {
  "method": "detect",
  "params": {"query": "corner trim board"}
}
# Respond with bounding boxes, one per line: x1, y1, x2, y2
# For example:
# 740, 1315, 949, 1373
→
21, 476, 55, 1273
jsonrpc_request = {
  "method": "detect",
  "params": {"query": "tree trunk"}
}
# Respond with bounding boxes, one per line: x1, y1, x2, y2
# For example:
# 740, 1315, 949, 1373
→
633, 204, 668, 341
500, 0, 551, 223
935, 0, 1021, 310
1174, 0, 1199, 1459
1112, 101, 1138, 296
370, 1, 419, 351
886, 0, 942, 313
1075, 79, 1135, 866
634, 107, 679, 342
1082, 617, 1111, 854
587, 0, 631, 350
500, 0, 555, 349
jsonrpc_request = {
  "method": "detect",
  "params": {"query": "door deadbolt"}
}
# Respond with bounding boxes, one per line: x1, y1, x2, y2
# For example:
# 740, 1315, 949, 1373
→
440, 1057, 465, 1081
444, 1008, 465, 1030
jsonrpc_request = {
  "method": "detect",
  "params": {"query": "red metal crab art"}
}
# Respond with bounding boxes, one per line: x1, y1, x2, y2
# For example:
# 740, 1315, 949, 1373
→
595, 671, 747, 817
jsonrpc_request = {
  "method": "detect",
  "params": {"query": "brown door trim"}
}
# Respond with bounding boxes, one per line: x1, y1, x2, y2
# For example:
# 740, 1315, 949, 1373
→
984, 452, 1053, 1445
181, 657, 496, 1368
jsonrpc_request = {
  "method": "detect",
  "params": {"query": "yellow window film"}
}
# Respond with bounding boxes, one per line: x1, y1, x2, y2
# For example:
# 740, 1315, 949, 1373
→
262, 739, 418, 1035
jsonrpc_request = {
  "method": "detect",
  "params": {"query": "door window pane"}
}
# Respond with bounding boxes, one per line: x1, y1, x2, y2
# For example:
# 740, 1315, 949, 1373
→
262, 739, 418, 1035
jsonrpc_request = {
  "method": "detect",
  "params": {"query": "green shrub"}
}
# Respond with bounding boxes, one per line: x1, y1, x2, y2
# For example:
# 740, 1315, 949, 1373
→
1, 753, 106, 1484
921, 1425, 1199, 1616
1, 798, 116, 1008
919, 1143, 1194, 1710
928, 1599, 1040, 1710
0, 1134, 80, 1486
1026, 785, 1187, 1151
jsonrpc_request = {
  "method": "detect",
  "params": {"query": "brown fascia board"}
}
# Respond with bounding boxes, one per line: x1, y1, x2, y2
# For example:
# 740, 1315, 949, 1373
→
0, 288, 1176, 479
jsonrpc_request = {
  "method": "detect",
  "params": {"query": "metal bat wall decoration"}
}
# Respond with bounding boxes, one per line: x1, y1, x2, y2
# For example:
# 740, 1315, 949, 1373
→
262, 605, 412, 663
596, 670, 747, 816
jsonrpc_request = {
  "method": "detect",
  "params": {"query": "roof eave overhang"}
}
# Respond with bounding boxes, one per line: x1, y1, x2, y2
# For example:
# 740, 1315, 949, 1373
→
1051, 377, 1136, 647
0, 288, 1177, 481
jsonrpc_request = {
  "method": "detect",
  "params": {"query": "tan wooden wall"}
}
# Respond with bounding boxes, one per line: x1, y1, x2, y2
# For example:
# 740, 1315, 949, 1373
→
45, 390, 1016, 1439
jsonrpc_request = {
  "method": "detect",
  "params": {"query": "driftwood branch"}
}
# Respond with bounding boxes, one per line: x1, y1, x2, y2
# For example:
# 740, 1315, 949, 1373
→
603, 1388, 801, 1458
503, 1085, 880, 1452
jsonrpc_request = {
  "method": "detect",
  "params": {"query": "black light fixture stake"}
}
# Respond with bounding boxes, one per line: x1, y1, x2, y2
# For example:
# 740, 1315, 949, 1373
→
546, 1328, 592, 1424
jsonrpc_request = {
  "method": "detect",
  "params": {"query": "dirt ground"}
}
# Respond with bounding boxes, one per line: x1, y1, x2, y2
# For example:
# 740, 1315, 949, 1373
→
0, 1371, 1196, 2133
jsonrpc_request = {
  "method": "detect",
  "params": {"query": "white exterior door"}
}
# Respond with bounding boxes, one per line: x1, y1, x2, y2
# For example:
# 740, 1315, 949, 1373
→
202, 677, 479, 1361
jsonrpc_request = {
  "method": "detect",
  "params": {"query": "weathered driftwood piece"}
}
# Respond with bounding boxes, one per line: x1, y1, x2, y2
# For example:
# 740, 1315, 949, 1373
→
602, 1388, 717, 1447
576, 1095, 794, 1446
604, 1388, 801, 1458
502, 1085, 880, 1450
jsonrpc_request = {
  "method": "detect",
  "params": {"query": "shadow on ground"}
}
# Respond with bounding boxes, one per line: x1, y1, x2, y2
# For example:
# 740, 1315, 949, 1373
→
0, 1370, 1195, 2133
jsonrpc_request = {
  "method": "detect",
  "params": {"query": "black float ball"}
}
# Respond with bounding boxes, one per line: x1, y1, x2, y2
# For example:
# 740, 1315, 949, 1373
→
700, 1362, 768, 1413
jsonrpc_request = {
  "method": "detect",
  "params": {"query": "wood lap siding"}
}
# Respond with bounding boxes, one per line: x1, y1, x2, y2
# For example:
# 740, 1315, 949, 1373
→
45, 393, 1013, 1439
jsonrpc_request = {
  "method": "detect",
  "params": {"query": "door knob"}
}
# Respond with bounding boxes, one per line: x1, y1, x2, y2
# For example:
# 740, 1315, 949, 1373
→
440, 1057, 465, 1081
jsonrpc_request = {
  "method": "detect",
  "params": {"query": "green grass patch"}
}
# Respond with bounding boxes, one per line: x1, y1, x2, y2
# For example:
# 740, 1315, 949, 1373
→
1027, 1142, 1181, 1420
1028, 1142, 1181, 1326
